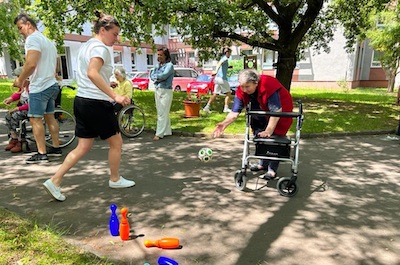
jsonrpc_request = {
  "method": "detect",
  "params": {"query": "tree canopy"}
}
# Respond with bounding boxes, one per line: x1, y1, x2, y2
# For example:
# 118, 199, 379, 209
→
0, 0, 30, 61
366, 3, 400, 91
0, 0, 396, 89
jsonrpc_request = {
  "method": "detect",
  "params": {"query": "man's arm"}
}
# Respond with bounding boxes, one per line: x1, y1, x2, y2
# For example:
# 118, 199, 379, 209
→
13, 50, 40, 88
212, 60, 223, 75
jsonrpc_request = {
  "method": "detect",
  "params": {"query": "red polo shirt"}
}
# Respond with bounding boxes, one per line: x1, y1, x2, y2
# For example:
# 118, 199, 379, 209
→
235, 75, 293, 135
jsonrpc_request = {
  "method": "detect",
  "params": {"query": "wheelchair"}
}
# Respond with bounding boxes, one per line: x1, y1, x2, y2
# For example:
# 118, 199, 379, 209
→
234, 101, 304, 197
17, 85, 76, 153
117, 103, 146, 138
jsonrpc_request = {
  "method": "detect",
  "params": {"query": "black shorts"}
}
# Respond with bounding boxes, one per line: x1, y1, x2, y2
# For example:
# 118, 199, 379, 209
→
74, 96, 119, 140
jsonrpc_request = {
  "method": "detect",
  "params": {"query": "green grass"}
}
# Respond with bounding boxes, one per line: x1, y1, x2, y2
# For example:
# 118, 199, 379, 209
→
0, 208, 114, 265
1, 81, 398, 136
291, 87, 398, 134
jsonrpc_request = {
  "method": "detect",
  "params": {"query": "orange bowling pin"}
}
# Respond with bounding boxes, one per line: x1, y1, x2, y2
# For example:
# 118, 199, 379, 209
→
119, 207, 130, 240
144, 237, 180, 249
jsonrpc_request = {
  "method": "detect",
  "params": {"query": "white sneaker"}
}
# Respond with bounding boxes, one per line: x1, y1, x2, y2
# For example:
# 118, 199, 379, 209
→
109, 176, 136, 188
43, 179, 66, 201
223, 107, 232, 113
203, 106, 211, 113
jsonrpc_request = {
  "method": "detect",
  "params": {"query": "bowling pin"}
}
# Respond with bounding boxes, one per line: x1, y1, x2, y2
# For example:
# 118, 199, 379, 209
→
158, 256, 179, 265
144, 237, 180, 249
119, 207, 130, 240
109, 204, 119, 236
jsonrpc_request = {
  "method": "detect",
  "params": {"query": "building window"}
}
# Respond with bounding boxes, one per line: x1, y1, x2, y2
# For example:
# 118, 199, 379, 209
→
262, 50, 277, 69
202, 59, 214, 70
241, 49, 253, 56
170, 53, 178, 65
147, 54, 154, 68
188, 52, 196, 67
371, 50, 383, 68
114, 51, 122, 65
131, 52, 136, 69
57, 47, 71, 79
169, 26, 178, 38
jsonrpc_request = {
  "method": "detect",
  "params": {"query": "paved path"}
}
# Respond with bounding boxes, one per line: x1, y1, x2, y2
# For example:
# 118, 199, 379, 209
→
0, 110, 399, 265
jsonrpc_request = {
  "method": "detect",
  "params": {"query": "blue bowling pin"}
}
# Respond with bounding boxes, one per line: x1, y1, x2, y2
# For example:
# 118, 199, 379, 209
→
109, 204, 119, 236
158, 256, 178, 265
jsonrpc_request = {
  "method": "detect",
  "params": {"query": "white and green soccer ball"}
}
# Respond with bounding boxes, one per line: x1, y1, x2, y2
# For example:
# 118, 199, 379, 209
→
198, 147, 213, 162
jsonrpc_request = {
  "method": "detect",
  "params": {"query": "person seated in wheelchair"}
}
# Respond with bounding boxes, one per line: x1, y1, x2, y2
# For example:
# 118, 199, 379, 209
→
3, 67, 29, 153
213, 69, 293, 179
110, 66, 133, 113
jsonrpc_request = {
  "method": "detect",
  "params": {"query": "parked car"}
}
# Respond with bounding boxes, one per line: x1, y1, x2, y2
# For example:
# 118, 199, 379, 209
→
131, 72, 150, 90
187, 74, 214, 94
148, 67, 199, 92
173, 67, 199, 92
228, 74, 239, 95
126, 71, 142, 80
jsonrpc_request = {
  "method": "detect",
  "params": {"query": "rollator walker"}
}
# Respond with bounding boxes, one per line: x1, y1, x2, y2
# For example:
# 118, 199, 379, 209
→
234, 101, 304, 197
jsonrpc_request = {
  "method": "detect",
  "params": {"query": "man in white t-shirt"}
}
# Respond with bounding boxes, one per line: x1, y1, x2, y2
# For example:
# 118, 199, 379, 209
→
203, 47, 233, 113
13, 13, 61, 164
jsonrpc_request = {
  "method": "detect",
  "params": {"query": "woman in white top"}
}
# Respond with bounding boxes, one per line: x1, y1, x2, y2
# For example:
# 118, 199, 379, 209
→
43, 11, 135, 201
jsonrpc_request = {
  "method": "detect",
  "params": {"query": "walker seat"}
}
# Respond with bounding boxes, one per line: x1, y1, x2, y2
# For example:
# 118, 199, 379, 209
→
253, 135, 291, 159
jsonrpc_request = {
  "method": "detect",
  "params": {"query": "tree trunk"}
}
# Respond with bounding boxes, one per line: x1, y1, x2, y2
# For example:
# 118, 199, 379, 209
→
275, 51, 297, 91
383, 65, 397, 92
387, 76, 395, 93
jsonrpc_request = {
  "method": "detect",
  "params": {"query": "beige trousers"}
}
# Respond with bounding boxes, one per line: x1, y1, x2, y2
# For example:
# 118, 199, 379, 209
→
154, 88, 173, 138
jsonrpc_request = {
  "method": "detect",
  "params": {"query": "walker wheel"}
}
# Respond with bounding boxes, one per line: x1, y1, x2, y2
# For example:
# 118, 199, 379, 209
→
277, 177, 298, 197
234, 170, 247, 191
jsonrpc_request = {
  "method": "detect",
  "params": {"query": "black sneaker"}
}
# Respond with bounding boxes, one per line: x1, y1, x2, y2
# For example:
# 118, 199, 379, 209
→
47, 147, 62, 157
26, 153, 49, 164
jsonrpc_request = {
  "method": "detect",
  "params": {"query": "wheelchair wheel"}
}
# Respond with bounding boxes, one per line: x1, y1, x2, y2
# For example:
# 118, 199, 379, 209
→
118, 105, 145, 138
45, 109, 76, 148
21, 141, 31, 153
277, 177, 298, 197
234, 170, 247, 191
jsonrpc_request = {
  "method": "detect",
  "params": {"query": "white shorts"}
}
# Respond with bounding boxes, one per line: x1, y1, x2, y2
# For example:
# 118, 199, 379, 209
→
213, 77, 231, 95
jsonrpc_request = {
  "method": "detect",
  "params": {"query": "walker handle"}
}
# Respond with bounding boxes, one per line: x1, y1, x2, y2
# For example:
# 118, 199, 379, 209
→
247, 111, 302, 118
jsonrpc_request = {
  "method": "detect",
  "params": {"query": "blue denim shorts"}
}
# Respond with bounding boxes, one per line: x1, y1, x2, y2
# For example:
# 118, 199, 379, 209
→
28, 83, 60, 118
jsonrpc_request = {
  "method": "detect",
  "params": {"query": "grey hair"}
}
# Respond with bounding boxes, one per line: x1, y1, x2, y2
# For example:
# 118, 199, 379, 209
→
238, 69, 259, 84
114, 67, 126, 79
